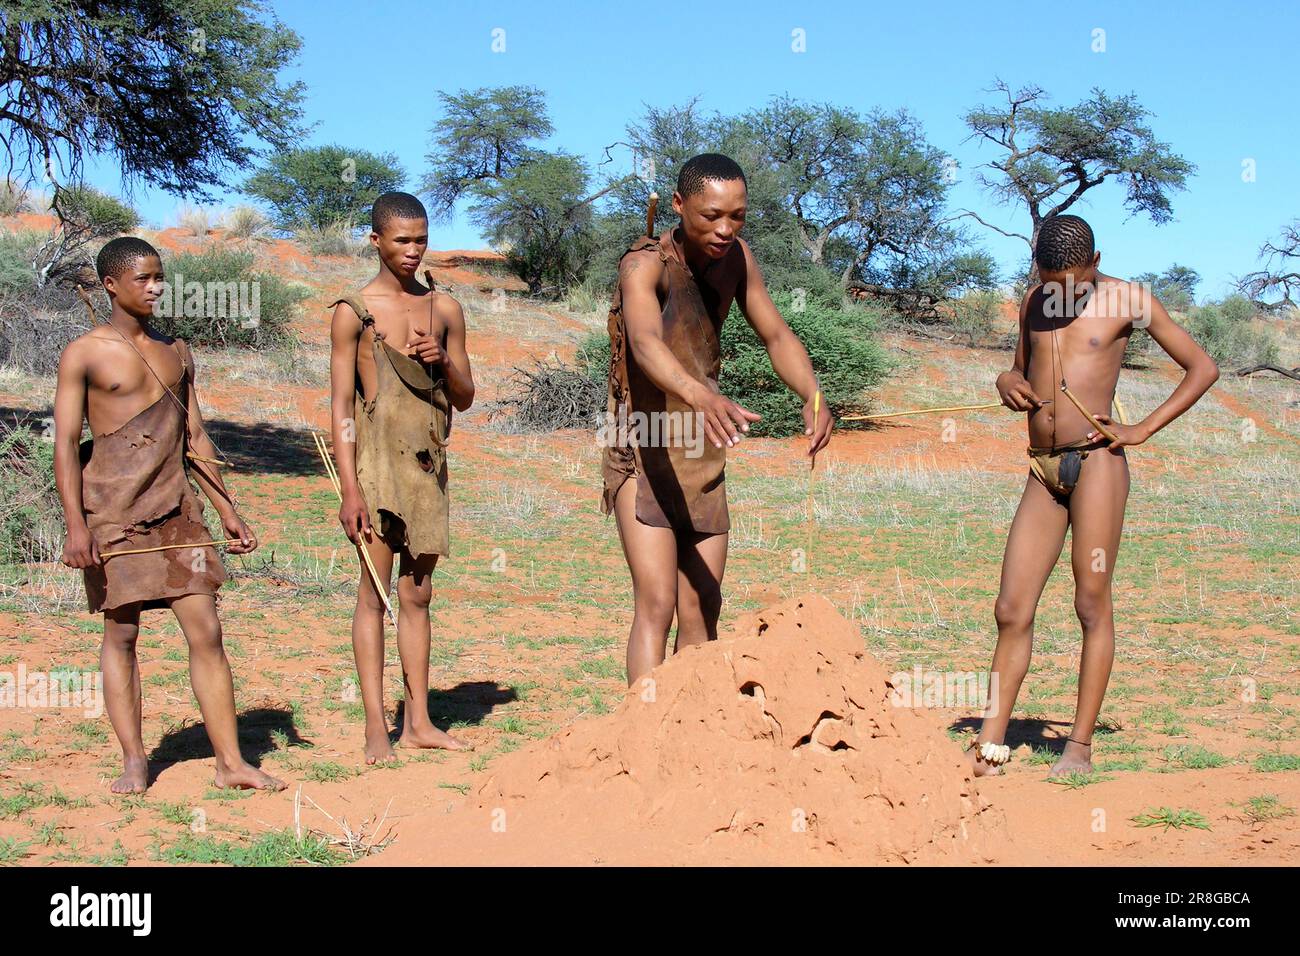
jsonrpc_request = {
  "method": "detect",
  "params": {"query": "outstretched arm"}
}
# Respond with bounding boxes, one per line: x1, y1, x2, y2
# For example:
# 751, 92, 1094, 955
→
735, 240, 832, 459
179, 341, 256, 554
622, 248, 760, 449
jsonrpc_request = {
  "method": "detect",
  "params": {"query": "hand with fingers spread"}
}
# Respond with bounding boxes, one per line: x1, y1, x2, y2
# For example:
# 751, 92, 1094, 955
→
690, 382, 761, 448
997, 370, 1046, 411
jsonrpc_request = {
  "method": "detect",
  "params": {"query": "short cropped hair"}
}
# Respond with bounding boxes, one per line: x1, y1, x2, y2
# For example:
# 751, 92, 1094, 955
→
677, 153, 747, 198
1034, 215, 1095, 271
371, 191, 428, 233
96, 236, 161, 280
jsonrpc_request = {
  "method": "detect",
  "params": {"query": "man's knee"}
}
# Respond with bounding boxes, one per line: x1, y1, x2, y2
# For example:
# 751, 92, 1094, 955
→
635, 582, 677, 626
185, 621, 225, 656
396, 577, 432, 611
993, 595, 1034, 633
1074, 588, 1112, 630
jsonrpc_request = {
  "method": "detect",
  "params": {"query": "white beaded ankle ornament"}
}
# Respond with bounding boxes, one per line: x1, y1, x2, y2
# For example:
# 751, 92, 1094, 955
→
972, 741, 1011, 767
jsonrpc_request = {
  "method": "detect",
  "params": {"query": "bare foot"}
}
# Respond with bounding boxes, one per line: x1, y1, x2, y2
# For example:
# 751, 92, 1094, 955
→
365, 726, 398, 765
398, 723, 472, 752
214, 762, 287, 791
110, 756, 149, 794
966, 747, 1003, 778
1049, 739, 1093, 777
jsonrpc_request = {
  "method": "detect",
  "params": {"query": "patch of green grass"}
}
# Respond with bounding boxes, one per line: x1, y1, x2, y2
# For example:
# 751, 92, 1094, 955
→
1161, 745, 1229, 770
155, 830, 346, 866
1233, 794, 1295, 824
305, 761, 355, 783
155, 801, 196, 826
0, 837, 32, 864
1131, 807, 1212, 831
1048, 771, 1111, 789
1253, 752, 1300, 772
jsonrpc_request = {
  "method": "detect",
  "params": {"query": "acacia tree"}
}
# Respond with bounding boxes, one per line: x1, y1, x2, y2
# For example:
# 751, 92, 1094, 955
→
0, 0, 304, 206
468, 152, 598, 295
420, 85, 554, 222
243, 145, 405, 232
962, 80, 1194, 280
1237, 220, 1300, 314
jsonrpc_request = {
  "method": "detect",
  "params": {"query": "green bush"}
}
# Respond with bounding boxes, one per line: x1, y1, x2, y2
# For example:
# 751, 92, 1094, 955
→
720, 292, 891, 437
0, 230, 40, 298
151, 245, 311, 348
950, 289, 1002, 346
581, 292, 891, 437
1185, 296, 1279, 369
58, 185, 139, 237
0, 423, 62, 565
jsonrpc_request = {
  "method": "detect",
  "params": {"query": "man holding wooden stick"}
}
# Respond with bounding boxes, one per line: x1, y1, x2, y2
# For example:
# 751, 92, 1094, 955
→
327, 192, 476, 763
969, 215, 1219, 778
54, 236, 283, 795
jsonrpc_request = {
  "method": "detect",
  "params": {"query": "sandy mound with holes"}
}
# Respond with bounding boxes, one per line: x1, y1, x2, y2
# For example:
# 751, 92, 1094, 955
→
399, 594, 1004, 865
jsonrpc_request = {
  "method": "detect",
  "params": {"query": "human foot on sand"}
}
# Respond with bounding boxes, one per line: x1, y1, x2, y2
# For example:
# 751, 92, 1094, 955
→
365, 725, 398, 765
110, 756, 149, 794
214, 762, 287, 791
966, 740, 1010, 778
398, 723, 472, 751
1049, 738, 1093, 777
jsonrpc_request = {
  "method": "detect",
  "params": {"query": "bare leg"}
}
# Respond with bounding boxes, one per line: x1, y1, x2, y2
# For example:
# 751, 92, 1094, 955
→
352, 534, 397, 764
170, 593, 285, 790
673, 530, 728, 652
395, 552, 468, 751
971, 473, 1070, 776
1053, 448, 1130, 776
101, 604, 148, 794
613, 478, 681, 686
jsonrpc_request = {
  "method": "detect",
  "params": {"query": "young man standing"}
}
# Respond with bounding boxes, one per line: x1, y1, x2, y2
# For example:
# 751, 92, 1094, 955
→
601, 154, 833, 686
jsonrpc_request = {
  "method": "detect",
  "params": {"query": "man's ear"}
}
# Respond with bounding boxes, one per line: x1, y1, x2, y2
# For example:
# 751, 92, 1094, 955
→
671, 190, 684, 216
101, 275, 117, 298
1092, 251, 1101, 268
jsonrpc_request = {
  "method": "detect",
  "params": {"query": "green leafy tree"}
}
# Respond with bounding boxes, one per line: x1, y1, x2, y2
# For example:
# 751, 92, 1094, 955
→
962, 80, 1194, 280
0, 0, 304, 204
420, 85, 553, 222
243, 145, 405, 231
469, 152, 597, 295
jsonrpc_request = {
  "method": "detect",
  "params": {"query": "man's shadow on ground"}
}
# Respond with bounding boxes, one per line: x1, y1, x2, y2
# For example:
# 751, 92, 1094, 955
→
148, 706, 307, 785
948, 716, 1091, 755
392, 680, 518, 741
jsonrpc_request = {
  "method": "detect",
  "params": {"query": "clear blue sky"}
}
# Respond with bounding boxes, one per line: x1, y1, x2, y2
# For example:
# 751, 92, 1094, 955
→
86, 0, 1299, 299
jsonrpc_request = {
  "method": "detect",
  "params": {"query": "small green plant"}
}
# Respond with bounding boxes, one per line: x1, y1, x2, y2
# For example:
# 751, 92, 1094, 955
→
1233, 794, 1294, 824
0, 837, 33, 865
1253, 752, 1300, 772
305, 761, 355, 783
1131, 807, 1212, 831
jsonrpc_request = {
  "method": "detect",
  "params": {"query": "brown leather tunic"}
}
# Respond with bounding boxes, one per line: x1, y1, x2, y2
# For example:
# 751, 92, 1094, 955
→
600, 229, 736, 534
80, 342, 226, 613
332, 294, 452, 559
